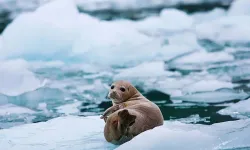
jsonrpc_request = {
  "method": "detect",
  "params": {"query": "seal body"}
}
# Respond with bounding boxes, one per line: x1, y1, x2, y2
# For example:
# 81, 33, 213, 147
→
102, 80, 164, 144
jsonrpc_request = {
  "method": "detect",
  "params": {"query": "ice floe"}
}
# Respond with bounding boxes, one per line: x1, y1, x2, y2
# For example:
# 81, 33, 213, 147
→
1, 116, 250, 150
0, 116, 116, 150
192, 8, 226, 23
135, 9, 193, 36
172, 51, 234, 65
228, 0, 250, 16
1, 0, 81, 61
56, 100, 82, 115
172, 89, 249, 104
0, 104, 35, 116
218, 98, 250, 119
195, 15, 250, 45
72, 21, 162, 66
0, 59, 43, 96
114, 61, 180, 80
182, 80, 234, 93
76, 0, 232, 12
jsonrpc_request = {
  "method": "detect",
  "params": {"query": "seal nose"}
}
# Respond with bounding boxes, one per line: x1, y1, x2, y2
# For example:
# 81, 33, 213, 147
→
110, 90, 117, 98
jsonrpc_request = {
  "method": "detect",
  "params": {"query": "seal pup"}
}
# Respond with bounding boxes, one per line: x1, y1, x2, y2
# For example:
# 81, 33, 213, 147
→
101, 80, 164, 143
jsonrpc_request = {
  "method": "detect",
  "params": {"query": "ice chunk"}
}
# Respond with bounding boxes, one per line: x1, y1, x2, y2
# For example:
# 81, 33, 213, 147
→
0, 36, 3, 56
0, 59, 43, 96
56, 101, 81, 115
0, 116, 117, 150
1, 116, 250, 150
118, 119, 250, 150
136, 9, 193, 36
183, 80, 234, 93
114, 61, 180, 80
195, 16, 250, 45
160, 9, 193, 31
228, 0, 250, 16
166, 32, 200, 49
72, 22, 161, 66
192, 8, 226, 23
117, 126, 218, 150
0, 104, 35, 116
172, 90, 249, 104
1, 0, 81, 61
199, 119, 250, 149
76, 0, 231, 12
172, 51, 234, 65
78, 13, 101, 28
142, 77, 195, 97
218, 98, 250, 119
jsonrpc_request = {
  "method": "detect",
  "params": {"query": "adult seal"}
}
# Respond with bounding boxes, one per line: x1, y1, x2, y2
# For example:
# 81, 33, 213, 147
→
101, 80, 164, 144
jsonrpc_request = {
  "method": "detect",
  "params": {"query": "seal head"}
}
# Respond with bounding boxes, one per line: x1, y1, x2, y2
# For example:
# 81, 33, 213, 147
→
107, 80, 141, 104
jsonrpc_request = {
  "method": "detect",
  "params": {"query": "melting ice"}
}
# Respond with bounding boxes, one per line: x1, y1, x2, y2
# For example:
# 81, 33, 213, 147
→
0, 0, 250, 149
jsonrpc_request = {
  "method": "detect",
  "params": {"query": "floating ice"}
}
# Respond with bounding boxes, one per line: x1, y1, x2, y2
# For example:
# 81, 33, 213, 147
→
183, 80, 234, 93
228, 0, 250, 16
114, 61, 180, 80
119, 119, 250, 150
172, 51, 234, 65
0, 36, 3, 56
2, 116, 249, 150
218, 98, 250, 119
1, 0, 81, 61
0, 104, 35, 116
0, 116, 116, 150
0, 59, 43, 96
136, 9, 193, 36
72, 21, 162, 66
192, 8, 226, 23
117, 126, 218, 150
56, 101, 81, 115
76, 0, 231, 12
195, 15, 250, 45
172, 90, 249, 104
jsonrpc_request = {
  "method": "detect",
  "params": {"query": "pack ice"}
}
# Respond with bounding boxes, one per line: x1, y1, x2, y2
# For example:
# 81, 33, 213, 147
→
0, 116, 250, 150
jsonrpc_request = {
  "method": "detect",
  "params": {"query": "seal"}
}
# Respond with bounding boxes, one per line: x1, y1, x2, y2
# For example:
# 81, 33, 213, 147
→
101, 80, 164, 144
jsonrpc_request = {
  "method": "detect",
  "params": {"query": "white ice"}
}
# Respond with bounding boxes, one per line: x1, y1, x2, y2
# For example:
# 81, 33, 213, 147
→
75, 0, 231, 11
228, 0, 250, 16
72, 20, 162, 66
218, 98, 250, 119
119, 119, 250, 150
172, 90, 249, 104
0, 116, 117, 150
0, 104, 35, 116
1, 0, 81, 60
183, 80, 234, 93
135, 9, 193, 36
192, 8, 226, 24
172, 51, 234, 65
56, 101, 82, 115
195, 15, 250, 45
0, 59, 43, 96
1, 0, 238, 67
194, 0, 250, 45
114, 61, 180, 80
1, 116, 250, 150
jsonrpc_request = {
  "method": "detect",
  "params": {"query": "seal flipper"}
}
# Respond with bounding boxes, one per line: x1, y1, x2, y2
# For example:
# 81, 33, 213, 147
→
118, 109, 136, 125
118, 109, 136, 135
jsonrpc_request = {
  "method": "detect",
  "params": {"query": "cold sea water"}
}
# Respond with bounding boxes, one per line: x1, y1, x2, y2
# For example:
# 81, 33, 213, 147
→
0, 0, 250, 149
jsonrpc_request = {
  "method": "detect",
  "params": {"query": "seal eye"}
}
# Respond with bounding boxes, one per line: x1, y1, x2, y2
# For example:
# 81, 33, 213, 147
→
111, 85, 114, 89
120, 87, 125, 92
